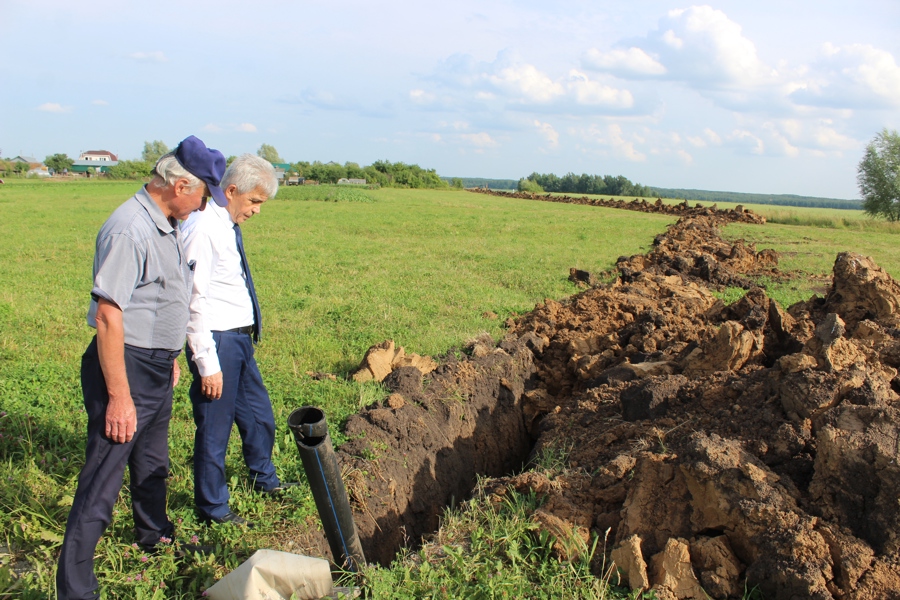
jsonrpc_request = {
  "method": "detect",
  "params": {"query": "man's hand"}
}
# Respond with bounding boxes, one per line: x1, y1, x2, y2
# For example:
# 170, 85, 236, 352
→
201, 371, 223, 400
173, 359, 181, 387
96, 298, 137, 443
106, 395, 137, 443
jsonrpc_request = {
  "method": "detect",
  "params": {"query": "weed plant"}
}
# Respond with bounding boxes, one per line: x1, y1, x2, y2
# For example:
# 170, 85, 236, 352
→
361, 482, 630, 599
0, 181, 892, 597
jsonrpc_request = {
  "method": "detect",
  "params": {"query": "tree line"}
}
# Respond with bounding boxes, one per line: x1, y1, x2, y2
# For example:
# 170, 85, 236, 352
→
651, 188, 862, 210
517, 172, 653, 197
8, 141, 453, 190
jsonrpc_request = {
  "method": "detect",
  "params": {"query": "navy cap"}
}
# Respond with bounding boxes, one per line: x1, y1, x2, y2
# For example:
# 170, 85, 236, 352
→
173, 135, 227, 207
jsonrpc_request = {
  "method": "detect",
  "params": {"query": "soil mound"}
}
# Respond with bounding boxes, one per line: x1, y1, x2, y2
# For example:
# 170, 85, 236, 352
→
325, 210, 900, 599
467, 188, 766, 224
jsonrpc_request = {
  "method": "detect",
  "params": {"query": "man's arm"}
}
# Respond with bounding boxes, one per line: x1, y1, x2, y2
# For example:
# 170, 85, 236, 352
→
95, 298, 137, 443
183, 224, 223, 399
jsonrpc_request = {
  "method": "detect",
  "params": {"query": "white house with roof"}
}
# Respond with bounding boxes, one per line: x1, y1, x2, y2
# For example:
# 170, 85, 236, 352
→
78, 150, 118, 162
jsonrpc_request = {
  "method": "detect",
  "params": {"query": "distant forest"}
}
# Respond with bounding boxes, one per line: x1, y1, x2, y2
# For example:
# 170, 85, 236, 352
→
443, 177, 518, 190
443, 175, 861, 211
651, 188, 861, 210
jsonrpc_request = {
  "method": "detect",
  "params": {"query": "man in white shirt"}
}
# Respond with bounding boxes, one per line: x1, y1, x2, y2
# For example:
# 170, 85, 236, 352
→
181, 154, 293, 526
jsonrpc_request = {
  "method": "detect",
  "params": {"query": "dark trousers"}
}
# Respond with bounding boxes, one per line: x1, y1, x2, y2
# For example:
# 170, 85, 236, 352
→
187, 330, 278, 521
56, 337, 176, 600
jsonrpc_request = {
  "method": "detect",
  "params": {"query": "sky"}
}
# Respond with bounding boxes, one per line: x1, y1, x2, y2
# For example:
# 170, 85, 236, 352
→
2, 1, 898, 199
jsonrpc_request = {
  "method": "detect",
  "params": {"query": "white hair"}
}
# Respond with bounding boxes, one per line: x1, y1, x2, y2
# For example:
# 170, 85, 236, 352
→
151, 152, 204, 191
221, 154, 278, 198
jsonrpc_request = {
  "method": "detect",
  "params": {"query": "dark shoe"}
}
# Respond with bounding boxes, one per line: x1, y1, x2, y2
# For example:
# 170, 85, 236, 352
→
201, 510, 254, 528
176, 542, 216, 558
255, 481, 301, 497
140, 537, 214, 557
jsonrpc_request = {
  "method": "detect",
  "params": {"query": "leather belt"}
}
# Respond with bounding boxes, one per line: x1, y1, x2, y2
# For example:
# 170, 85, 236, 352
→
223, 325, 254, 336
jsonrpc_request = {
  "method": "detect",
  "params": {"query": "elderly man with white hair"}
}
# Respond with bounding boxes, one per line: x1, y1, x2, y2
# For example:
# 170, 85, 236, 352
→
182, 154, 295, 527
57, 136, 225, 600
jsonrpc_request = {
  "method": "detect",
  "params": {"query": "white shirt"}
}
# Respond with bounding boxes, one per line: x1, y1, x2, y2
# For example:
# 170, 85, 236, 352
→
181, 201, 255, 376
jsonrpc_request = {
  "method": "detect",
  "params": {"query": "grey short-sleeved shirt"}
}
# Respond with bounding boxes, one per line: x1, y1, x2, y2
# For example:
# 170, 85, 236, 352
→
87, 187, 194, 350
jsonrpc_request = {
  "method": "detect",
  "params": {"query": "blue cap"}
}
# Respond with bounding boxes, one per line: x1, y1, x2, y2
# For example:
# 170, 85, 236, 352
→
173, 135, 227, 207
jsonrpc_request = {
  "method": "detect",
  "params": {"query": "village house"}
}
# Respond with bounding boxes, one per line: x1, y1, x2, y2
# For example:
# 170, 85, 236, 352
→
78, 150, 118, 162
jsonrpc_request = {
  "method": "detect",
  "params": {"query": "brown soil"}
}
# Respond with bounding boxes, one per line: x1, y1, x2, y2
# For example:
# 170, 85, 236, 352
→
301, 209, 900, 599
466, 188, 767, 225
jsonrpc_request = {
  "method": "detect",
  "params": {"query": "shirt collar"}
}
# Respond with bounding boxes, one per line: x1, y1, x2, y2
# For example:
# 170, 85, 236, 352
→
135, 185, 175, 234
209, 197, 236, 226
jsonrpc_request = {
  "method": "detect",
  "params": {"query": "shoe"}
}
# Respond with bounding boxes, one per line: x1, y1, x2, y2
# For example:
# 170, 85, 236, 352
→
255, 481, 301, 497
201, 510, 254, 528
177, 542, 216, 558
140, 538, 215, 557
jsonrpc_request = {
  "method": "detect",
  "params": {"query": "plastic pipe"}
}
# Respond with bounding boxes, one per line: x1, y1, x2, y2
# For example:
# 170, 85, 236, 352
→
288, 406, 366, 572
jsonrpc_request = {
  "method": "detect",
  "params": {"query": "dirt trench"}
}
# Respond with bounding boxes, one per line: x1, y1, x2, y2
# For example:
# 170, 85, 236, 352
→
312, 212, 900, 599
466, 187, 767, 224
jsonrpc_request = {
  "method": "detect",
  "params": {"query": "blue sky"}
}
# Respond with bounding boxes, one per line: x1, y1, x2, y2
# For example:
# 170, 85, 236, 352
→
2, 1, 898, 199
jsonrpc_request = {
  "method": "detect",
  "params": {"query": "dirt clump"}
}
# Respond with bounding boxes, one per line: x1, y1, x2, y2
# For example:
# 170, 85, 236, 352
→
496, 243, 900, 598
325, 211, 900, 599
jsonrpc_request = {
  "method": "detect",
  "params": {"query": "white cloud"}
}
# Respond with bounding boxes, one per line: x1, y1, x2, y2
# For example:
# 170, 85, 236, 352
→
677, 149, 694, 165
729, 130, 765, 155
581, 47, 666, 77
37, 102, 70, 113
575, 123, 646, 161
703, 128, 722, 145
599, 5, 774, 93
687, 135, 707, 148
790, 43, 900, 109
566, 70, 634, 108
420, 51, 638, 115
461, 132, 498, 148
534, 120, 559, 148
489, 63, 564, 103
409, 89, 435, 104
128, 51, 168, 62
203, 123, 258, 133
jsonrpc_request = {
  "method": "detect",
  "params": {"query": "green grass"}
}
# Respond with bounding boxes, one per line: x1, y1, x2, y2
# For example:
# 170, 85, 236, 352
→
2, 180, 897, 598
360, 482, 631, 600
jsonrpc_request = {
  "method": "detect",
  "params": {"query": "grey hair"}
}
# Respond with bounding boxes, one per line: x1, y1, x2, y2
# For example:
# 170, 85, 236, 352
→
151, 152, 204, 191
221, 154, 278, 198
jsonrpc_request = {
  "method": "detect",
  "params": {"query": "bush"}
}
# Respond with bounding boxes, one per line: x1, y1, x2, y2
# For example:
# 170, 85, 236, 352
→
105, 160, 154, 180
517, 178, 545, 193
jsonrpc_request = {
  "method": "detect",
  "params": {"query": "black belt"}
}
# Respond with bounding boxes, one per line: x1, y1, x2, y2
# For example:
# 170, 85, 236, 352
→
219, 325, 254, 336
124, 344, 182, 361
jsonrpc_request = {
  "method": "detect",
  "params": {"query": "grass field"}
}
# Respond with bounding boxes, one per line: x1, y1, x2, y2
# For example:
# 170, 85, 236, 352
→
0, 179, 895, 598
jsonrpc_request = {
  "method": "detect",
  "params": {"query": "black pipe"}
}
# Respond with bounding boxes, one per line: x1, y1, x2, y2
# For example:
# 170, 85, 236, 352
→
288, 406, 366, 572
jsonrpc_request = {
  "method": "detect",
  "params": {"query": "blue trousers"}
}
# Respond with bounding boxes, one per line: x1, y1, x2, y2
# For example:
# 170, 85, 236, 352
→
57, 338, 176, 600
186, 330, 279, 521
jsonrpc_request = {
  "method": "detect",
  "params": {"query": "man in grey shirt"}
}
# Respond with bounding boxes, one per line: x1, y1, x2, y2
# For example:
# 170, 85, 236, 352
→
57, 136, 227, 600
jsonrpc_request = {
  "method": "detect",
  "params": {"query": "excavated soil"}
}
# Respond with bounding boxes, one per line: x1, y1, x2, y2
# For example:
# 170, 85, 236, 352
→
300, 204, 900, 599
466, 188, 767, 225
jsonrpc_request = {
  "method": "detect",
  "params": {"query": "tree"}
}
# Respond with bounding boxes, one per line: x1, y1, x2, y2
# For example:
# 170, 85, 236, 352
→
858, 129, 900, 221
518, 178, 544, 193
45, 153, 74, 174
141, 140, 169, 163
257, 144, 283, 164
